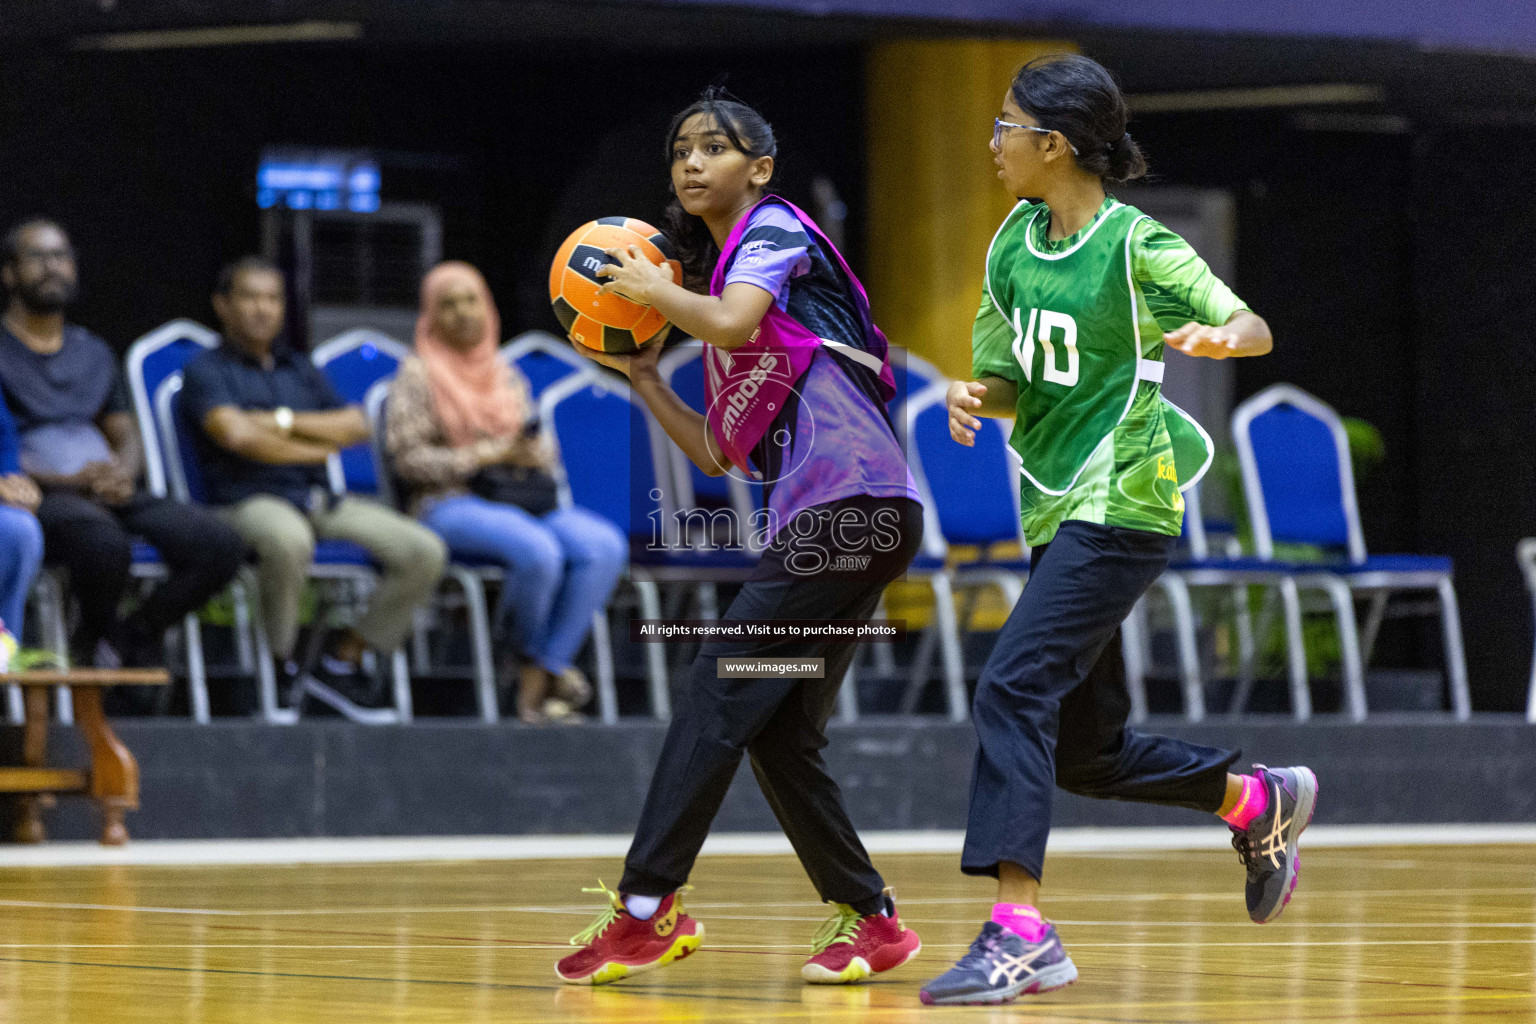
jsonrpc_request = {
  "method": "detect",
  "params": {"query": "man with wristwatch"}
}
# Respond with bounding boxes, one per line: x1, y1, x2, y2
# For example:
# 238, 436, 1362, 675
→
182, 256, 446, 715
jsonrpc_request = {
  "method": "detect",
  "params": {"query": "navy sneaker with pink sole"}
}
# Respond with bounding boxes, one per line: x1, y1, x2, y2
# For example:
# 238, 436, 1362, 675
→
1232, 764, 1318, 923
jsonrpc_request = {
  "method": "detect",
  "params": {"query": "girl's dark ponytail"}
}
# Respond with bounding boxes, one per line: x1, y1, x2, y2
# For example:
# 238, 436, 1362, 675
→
1010, 54, 1148, 186
662, 86, 778, 291
1104, 132, 1147, 185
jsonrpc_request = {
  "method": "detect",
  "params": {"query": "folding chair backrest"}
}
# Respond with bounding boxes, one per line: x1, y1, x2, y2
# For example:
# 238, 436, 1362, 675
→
364, 380, 402, 511
311, 329, 411, 494
126, 320, 220, 498
502, 331, 590, 399
539, 372, 673, 541
154, 374, 209, 504
1232, 383, 1365, 562
904, 381, 1022, 553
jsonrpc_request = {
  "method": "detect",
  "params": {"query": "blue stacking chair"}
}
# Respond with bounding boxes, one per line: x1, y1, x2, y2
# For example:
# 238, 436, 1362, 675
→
311, 329, 412, 496
111, 320, 228, 723
901, 380, 1027, 721
540, 371, 762, 720
156, 373, 408, 725
501, 331, 591, 399
1234, 384, 1469, 720
1134, 482, 1300, 722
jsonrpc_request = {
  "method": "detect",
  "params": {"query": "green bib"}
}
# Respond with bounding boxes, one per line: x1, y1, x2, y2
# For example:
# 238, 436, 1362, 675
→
984, 199, 1212, 497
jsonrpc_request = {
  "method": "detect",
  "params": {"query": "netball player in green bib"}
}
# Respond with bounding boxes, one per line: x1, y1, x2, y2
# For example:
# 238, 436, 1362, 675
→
920, 55, 1318, 1006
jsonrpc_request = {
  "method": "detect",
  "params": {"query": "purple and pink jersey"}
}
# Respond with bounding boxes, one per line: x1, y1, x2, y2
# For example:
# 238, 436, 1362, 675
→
720, 204, 919, 531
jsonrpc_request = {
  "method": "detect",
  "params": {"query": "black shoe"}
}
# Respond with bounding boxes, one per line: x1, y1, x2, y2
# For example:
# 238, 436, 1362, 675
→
298, 655, 399, 724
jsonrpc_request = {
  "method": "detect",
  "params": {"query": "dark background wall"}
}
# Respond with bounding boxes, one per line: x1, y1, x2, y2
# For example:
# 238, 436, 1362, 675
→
1, 33, 1534, 708
0, 42, 864, 346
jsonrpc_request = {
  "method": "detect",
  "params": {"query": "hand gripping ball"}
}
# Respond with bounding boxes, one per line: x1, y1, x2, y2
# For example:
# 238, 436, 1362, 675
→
549, 217, 681, 353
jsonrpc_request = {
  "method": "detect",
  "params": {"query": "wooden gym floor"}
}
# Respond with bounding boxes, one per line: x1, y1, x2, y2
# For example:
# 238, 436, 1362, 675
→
2, 841, 1535, 1022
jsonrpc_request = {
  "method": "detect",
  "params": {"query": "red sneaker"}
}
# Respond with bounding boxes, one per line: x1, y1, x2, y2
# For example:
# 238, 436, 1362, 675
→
801, 888, 922, 984
555, 882, 704, 985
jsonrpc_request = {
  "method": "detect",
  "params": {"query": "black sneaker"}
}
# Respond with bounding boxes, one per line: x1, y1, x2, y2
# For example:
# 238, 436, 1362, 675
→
1231, 764, 1319, 923
299, 656, 399, 724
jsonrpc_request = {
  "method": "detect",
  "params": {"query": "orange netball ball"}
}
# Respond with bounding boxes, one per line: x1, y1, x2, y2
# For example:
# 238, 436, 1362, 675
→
549, 217, 681, 353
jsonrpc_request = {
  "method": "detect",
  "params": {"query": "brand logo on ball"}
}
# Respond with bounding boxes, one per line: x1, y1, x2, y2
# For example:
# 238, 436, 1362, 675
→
549, 216, 679, 354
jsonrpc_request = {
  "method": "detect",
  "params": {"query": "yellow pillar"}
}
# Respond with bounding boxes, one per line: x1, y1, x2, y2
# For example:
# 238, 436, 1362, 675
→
865, 38, 1077, 379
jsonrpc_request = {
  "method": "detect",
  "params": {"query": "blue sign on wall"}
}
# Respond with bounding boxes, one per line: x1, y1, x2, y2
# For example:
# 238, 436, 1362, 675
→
257, 150, 381, 213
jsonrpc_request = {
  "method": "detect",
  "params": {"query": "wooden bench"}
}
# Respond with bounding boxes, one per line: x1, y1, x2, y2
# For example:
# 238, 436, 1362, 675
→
1, 668, 169, 845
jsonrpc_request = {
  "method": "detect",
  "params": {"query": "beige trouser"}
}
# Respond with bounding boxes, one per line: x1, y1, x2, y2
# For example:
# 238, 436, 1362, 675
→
217, 494, 448, 659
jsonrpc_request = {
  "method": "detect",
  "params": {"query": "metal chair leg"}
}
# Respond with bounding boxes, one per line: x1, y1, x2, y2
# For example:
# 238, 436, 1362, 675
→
1523, 540, 1536, 723
1319, 576, 1366, 721
449, 568, 498, 724
231, 579, 255, 675
929, 572, 968, 722
242, 568, 296, 725
1437, 576, 1471, 721
1359, 591, 1389, 669
838, 661, 859, 723
904, 623, 938, 711
390, 650, 412, 724
411, 609, 432, 677
696, 582, 720, 622
1156, 575, 1205, 722
872, 595, 898, 677
632, 577, 670, 720
34, 572, 74, 724
184, 612, 211, 725
1278, 577, 1311, 721
590, 608, 618, 725
5, 685, 22, 724
1232, 583, 1256, 704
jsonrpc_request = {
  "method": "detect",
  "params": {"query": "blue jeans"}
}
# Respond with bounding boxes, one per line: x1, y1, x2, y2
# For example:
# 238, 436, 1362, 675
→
0, 504, 44, 640
422, 495, 626, 674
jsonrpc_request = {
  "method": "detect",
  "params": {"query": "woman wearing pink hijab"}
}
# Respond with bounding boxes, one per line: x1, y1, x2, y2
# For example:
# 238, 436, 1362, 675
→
385, 262, 625, 723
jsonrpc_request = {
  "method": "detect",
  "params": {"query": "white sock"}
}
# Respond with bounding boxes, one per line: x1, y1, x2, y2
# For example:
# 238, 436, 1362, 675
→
623, 894, 662, 920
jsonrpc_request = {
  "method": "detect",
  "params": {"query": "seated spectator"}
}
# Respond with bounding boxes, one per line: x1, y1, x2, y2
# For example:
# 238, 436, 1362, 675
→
386, 262, 623, 723
0, 219, 244, 669
0, 383, 43, 645
182, 256, 446, 710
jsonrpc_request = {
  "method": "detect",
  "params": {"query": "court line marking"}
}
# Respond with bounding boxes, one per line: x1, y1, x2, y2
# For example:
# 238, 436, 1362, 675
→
2, 953, 1532, 1018
8, 895, 1536, 918
9, 823, 1536, 868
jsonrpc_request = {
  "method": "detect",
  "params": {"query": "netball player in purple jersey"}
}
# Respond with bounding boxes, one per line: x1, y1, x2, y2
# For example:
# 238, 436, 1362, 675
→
554, 89, 924, 988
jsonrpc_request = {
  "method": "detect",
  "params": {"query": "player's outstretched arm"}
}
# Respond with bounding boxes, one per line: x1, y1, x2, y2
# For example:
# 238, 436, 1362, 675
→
1165, 310, 1272, 360
572, 340, 732, 477
947, 376, 1017, 447
597, 245, 774, 351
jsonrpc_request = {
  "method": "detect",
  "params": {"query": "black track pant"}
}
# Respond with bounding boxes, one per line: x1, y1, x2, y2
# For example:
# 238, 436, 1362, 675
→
35, 490, 246, 652
622, 496, 922, 909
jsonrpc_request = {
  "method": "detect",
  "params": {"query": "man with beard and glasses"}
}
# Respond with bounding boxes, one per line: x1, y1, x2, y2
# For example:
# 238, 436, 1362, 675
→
0, 219, 245, 678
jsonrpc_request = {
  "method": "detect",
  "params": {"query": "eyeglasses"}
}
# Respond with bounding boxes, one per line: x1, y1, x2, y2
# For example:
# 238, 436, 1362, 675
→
15, 247, 74, 268
993, 118, 1080, 156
